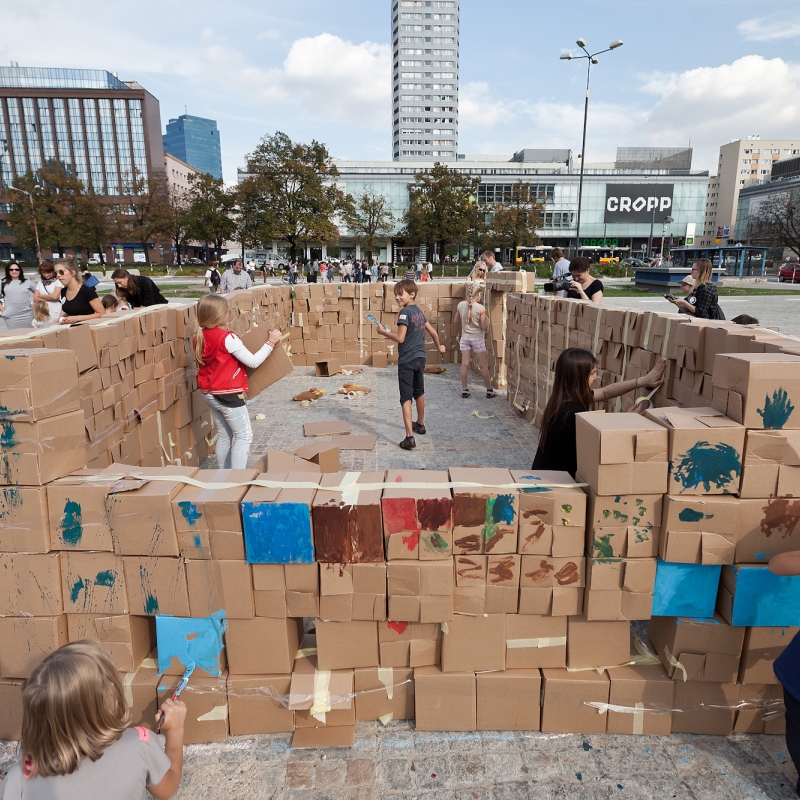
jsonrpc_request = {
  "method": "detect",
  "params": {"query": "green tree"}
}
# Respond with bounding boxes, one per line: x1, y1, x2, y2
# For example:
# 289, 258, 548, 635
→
164, 182, 195, 267
231, 178, 263, 260
345, 188, 395, 265
489, 180, 543, 265
245, 131, 348, 261
73, 192, 116, 265
749, 189, 800, 258
186, 172, 235, 264
117, 169, 171, 265
402, 162, 481, 260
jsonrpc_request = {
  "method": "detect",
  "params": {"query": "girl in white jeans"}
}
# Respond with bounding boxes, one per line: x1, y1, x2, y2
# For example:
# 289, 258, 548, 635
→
195, 294, 281, 469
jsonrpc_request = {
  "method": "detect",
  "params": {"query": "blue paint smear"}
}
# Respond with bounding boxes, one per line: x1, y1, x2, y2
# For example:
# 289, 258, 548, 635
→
60, 499, 83, 547
758, 388, 795, 430
178, 500, 203, 527
678, 507, 707, 523
521, 487, 550, 494
156, 612, 227, 675
0, 422, 17, 449
242, 501, 314, 564
672, 441, 741, 493
491, 494, 516, 524
193, 535, 202, 548
95, 570, 115, 587
70, 577, 85, 604
727, 566, 800, 626
520, 475, 542, 480
651, 560, 721, 618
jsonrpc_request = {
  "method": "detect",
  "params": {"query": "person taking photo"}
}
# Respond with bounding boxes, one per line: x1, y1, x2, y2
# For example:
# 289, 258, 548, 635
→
565, 257, 603, 303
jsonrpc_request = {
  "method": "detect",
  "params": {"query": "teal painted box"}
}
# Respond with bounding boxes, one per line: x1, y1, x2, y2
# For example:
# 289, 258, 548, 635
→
717, 564, 800, 627
651, 559, 721, 618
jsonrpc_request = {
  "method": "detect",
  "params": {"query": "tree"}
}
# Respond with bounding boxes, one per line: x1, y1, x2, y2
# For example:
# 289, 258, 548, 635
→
402, 162, 481, 260
231, 178, 263, 260
489, 180, 543, 264
117, 169, 171, 265
245, 131, 349, 262
164, 183, 194, 266
73, 192, 116, 265
748, 189, 800, 258
345, 189, 395, 265
186, 172, 235, 264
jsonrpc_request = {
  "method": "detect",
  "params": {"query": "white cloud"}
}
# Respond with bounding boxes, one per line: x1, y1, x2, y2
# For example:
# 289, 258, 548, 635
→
738, 14, 800, 41
636, 71, 678, 95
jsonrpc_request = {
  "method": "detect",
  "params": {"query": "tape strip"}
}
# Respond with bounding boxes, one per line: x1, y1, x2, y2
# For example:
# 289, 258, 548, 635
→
377, 667, 394, 701
296, 647, 318, 658
642, 314, 653, 350
631, 637, 661, 666
310, 669, 332, 723
663, 645, 688, 682
633, 701, 645, 735
592, 310, 602, 358
507, 636, 567, 649
440, 622, 449, 635
339, 472, 362, 506
661, 319, 672, 359
615, 310, 631, 414
588, 701, 668, 716
197, 703, 228, 722
378, 712, 393, 726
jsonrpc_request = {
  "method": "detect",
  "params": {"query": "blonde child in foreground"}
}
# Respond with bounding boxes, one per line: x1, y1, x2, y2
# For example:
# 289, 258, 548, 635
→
0, 641, 186, 800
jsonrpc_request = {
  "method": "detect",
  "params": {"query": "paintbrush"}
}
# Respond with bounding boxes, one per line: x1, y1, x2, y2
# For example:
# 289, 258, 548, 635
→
157, 662, 195, 733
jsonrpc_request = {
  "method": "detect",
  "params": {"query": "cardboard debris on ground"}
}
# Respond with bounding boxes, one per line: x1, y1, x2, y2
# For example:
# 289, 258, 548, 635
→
303, 420, 351, 437
294, 442, 340, 473
292, 389, 327, 402
333, 434, 378, 451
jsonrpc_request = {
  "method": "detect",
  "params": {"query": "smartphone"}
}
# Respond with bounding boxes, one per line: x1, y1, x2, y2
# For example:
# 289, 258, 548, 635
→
366, 314, 387, 330
663, 294, 675, 301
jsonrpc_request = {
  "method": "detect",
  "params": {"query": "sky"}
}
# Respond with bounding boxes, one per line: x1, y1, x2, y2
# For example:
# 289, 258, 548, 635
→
4, 0, 800, 183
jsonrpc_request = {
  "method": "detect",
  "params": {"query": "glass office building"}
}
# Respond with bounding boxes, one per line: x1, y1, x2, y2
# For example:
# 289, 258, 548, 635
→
163, 114, 223, 180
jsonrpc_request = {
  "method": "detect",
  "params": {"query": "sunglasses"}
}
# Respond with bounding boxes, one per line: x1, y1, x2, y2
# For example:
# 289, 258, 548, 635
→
56, 269, 69, 276
9, 267, 20, 271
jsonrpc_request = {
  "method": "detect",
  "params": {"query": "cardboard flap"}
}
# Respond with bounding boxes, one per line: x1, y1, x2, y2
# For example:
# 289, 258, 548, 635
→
697, 415, 741, 429
727, 391, 744, 424
635, 431, 667, 462
680, 652, 706, 682
600, 431, 635, 465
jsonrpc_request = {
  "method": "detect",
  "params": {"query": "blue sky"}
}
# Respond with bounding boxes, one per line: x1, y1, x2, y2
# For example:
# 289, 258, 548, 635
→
4, 0, 800, 181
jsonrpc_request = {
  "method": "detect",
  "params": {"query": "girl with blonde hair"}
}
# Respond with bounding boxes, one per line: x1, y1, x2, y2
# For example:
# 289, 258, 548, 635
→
454, 282, 496, 399
668, 259, 724, 319
195, 294, 281, 469
0, 641, 185, 799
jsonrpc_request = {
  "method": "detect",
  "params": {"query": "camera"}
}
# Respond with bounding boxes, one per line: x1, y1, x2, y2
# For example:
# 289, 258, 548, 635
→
543, 277, 573, 293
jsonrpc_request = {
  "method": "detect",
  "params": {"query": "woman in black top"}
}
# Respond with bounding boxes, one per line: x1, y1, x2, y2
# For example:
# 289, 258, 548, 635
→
111, 268, 168, 308
667, 258, 724, 319
531, 347, 666, 476
565, 257, 603, 302
55, 256, 105, 324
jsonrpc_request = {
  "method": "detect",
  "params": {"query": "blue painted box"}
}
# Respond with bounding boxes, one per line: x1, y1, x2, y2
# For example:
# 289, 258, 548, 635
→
155, 612, 227, 676
718, 564, 800, 627
241, 476, 319, 564
651, 559, 721, 618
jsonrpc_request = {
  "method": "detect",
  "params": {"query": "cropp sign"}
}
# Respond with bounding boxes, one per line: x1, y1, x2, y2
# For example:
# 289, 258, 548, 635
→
604, 183, 674, 224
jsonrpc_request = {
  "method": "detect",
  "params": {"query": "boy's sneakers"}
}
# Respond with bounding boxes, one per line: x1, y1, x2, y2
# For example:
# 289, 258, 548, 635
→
412, 422, 426, 435
400, 436, 416, 450
486, 388, 498, 398
461, 388, 470, 398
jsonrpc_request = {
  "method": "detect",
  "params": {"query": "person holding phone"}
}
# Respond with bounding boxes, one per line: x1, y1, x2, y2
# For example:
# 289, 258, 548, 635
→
667, 259, 724, 319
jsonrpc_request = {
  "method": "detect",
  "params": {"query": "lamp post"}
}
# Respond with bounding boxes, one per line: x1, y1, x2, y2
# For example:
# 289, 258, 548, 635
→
12, 184, 43, 264
659, 215, 674, 260
560, 38, 623, 259
0, 138, 7, 193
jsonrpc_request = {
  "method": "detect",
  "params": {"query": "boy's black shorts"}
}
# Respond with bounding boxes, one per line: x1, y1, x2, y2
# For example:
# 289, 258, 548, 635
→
398, 357, 426, 405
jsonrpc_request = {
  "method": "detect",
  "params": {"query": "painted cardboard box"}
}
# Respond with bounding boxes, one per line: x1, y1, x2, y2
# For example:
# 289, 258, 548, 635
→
378, 621, 441, 668
67, 614, 154, 674
645, 406, 744, 495
60, 552, 127, 615
227, 674, 294, 734
156, 613, 227, 677
381, 469, 453, 560
449, 467, 518, 555
441, 614, 506, 673
318, 562, 386, 622
354, 666, 415, 722
585, 491, 662, 559
575, 412, 669, 496
583, 557, 656, 621
736, 497, 800, 564
541, 669, 609, 734
47, 473, 116, 552
0, 553, 62, 616
519, 555, 585, 616
477, 669, 541, 731
414, 666, 476, 731
312, 472, 385, 563
241, 472, 321, 564
171, 468, 258, 560
651, 560, 721, 619
717, 564, 800, 627
660, 495, 740, 565
738, 626, 799, 684
740, 429, 800, 498
123, 556, 190, 617
509, 470, 586, 556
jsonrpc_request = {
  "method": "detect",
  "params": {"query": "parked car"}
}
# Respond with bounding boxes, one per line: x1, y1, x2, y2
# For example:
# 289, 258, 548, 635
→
778, 263, 800, 283
257, 254, 289, 270
620, 257, 649, 269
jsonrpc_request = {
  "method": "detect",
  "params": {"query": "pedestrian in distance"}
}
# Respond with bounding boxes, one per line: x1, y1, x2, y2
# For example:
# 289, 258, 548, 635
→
55, 256, 105, 324
416, 262, 423, 281
667, 258, 724, 319
427, 261, 434, 281
327, 262, 334, 283
204, 264, 221, 293
112, 269, 168, 308
0, 640, 186, 800
218, 259, 253, 294
33, 262, 64, 323
0, 261, 35, 330
550, 247, 571, 297
454, 282, 496, 399
376, 278, 445, 450
195, 294, 281, 469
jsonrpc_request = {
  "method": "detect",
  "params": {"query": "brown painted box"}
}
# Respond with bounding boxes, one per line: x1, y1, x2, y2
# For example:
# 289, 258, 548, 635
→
736, 497, 800, 563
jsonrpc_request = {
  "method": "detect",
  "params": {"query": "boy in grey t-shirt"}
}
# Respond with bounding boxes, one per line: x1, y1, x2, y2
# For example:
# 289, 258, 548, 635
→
376, 279, 445, 450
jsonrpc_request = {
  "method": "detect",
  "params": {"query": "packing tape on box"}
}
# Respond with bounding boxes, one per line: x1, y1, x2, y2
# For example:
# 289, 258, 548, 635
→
506, 636, 567, 649
197, 703, 228, 722
378, 712, 394, 726
122, 657, 158, 708
663, 645, 688, 682
378, 667, 394, 700
586, 696, 785, 718
592, 311, 602, 358
310, 669, 332, 722
296, 647, 318, 658
615, 311, 631, 414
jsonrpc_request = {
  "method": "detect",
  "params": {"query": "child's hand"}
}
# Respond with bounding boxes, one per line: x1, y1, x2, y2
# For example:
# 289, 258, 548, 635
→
268, 328, 282, 345
156, 698, 187, 733
438, 344, 446, 353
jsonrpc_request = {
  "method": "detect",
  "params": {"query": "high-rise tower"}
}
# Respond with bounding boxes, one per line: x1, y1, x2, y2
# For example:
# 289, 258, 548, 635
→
391, 0, 459, 162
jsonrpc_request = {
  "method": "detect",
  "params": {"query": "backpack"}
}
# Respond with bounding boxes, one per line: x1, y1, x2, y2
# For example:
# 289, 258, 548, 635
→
209, 268, 221, 286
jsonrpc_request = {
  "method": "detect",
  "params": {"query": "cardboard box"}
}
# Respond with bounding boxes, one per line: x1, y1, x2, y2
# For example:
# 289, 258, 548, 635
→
67, 614, 154, 673
252, 448, 321, 475
315, 357, 342, 377
158, 672, 228, 744
576, 412, 668, 495
156, 613, 227, 677
0, 410, 86, 485
711, 352, 800, 429
294, 442, 340, 473
319, 562, 386, 621
285, 564, 319, 617
649, 615, 745, 683
734, 683, 785, 734
0, 616, 68, 678
0, 348, 80, 421
583, 557, 656, 621
0, 485, 50, 553
387, 560, 453, 623
354, 666, 415, 721
251, 564, 288, 617
671, 680, 738, 735
47, 474, 116, 552
186, 560, 254, 619
477, 669, 541, 731
241, 472, 320, 564
660, 495, 740, 565
227, 674, 294, 734
605, 663, 674, 735
123, 556, 190, 617
736, 497, 800, 564
379, 621, 441, 667
449, 467, 518, 554
382, 469, 453, 560
225, 617, 302, 675
646, 406, 745, 495
509, 470, 586, 556
441, 614, 505, 673
414, 666, 476, 731
717, 564, 800, 627
312, 472, 385, 562
505, 614, 567, 669
740, 429, 800, 498
519, 554, 586, 615
289, 644, 354, 732
567, 616, 630, 670
0, 678, 24, 740
0, 553, 62, 616
315, 620, 380, 670
171, 469, 257, 560
651, 559, 721, 618
586, 491, 662, 559
124, 652, 160, 728
60, 552, 127, 615
739, 626, 799, 684
541, 669, 609, 734
237, 330, 294, 399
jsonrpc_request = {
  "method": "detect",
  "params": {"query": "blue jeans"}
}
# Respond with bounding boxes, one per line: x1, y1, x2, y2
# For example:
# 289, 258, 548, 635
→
202, 394, 253, 469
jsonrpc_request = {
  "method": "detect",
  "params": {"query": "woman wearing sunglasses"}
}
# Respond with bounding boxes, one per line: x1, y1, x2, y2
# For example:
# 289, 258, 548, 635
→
54, 256, 105, 324
0, 261, 36, 330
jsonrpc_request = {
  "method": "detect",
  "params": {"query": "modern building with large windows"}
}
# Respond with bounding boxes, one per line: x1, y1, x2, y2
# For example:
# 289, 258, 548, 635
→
163, 114, 223, 180
392, 0, 459, 162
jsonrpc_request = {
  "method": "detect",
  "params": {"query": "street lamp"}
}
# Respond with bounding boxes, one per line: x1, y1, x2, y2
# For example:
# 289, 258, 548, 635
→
560, 39, 623, 259
12, 184, 43, 264
660, 215, 674, 260
0, 139, 7, 193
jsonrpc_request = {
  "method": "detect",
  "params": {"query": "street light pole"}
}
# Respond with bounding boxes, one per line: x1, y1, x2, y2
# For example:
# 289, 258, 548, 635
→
560, 39, 623, 260
660, 215, 674, 260
648, 206, 655, 261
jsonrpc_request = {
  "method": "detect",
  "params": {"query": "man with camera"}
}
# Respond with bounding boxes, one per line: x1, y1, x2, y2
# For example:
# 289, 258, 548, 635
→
549, 248, 570, 297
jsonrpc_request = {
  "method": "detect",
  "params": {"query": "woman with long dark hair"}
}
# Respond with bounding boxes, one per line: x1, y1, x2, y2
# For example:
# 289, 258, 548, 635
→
531, 347, 666, 476
111, 269, 168, 308
667, 258, 724, 319
0, 261, 36, 329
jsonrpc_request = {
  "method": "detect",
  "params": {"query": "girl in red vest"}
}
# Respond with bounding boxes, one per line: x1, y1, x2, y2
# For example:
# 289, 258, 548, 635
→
195, 294, 281, 469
